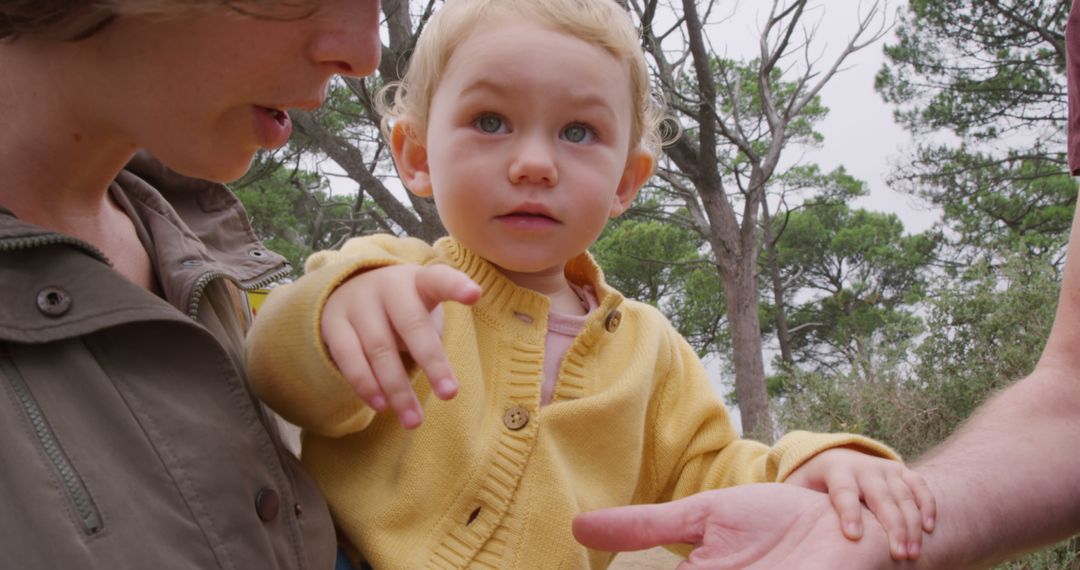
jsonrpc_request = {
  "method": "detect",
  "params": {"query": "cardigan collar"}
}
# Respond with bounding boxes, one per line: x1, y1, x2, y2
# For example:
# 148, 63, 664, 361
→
432, 237, 625, 335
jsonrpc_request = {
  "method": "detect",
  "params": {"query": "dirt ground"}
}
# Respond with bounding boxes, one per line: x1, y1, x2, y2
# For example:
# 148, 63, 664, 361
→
609, 547, 681, 569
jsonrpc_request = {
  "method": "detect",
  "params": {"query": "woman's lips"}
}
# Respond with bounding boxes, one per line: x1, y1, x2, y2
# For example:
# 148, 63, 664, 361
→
253, 105, 293, 149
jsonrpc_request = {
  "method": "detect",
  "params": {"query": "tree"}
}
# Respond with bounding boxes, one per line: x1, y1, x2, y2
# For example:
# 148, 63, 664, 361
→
759, 165, 869, 368
630, 0, 890, 437
774, 250, 1059, 461
876, 0, 1076, 263
233, 154, 382, 273
591, 210, 728, 356
771, 199, 937, 379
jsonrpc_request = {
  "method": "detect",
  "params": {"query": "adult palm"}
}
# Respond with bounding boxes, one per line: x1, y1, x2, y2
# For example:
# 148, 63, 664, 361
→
572, 483, 894, 569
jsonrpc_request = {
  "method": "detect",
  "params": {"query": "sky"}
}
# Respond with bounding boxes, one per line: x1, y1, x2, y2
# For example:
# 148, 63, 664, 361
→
704, 0, 940, 234
680, 0, 944, 410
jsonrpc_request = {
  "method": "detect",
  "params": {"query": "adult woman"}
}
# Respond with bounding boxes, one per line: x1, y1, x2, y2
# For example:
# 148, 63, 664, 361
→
0, 1, 380, 567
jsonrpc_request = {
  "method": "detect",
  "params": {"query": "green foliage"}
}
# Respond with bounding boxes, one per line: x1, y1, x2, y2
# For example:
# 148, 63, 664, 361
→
996, 538, 1079, 569
890, 147, 1076, 262
914, 254, 1059, 416
233, 156, 365, 274
767, 199, 937, 377
709, 57, 828, 148
877, 0, 1074, 263
772, 165, 867, 203
676, 57, 828, 184
877, 0, 1067, 141
591, 214, 727, 357
775, 252, 1060, 460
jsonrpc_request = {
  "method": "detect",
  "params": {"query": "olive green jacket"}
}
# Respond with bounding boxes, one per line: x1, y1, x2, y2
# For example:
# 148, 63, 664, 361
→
0, 153, 335, 569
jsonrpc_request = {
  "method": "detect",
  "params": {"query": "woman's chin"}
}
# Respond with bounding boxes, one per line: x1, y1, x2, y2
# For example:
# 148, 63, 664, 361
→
155, 149, 258, 184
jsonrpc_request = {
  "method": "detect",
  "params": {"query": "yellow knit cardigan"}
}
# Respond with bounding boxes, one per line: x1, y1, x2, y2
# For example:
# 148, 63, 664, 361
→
246, 236, 897, 570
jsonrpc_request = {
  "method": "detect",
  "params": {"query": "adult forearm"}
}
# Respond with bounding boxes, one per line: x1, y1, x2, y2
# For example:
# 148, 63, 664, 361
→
912, 365, 1080, 568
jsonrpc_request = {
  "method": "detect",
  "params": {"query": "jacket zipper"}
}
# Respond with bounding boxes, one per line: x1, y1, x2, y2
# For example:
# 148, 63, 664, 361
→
0, 234, 110, 264
0, 233, 289, 320
185, 265, 292, 319
0, 355, 103, 535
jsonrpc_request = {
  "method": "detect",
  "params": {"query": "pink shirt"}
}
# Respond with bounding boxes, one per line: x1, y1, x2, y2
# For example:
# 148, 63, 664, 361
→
537, 283, 599, 406
432, 282, 599, 406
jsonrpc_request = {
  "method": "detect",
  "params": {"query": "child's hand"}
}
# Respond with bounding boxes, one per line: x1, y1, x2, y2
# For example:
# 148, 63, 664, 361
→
784, 447, 936, 561
321, 264, 482, 429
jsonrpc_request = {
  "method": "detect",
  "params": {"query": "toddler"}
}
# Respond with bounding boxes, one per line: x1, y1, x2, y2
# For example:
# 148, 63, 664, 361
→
246, 0, 934, 567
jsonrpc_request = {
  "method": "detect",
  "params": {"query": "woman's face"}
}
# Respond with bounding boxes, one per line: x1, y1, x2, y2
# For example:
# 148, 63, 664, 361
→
79, 0, 381, 181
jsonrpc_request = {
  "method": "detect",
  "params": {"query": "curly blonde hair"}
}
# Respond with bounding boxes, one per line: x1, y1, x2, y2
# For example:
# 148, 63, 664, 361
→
378, 0, 671, 157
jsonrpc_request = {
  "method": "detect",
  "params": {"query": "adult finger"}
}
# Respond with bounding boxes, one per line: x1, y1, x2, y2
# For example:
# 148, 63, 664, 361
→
573, 494, 714, 551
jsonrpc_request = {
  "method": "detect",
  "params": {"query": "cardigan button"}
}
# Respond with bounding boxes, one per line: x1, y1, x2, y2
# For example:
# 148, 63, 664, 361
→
503, 405, 529, 430
255, 488, 280, 522
36, 287, 72, 317
603, 310, 622, 332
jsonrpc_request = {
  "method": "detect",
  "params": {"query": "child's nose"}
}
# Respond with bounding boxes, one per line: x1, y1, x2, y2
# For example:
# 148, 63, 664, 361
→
508, 137, 558, 186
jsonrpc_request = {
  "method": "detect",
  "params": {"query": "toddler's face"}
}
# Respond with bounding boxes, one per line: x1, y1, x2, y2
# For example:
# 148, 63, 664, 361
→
414, 19, 648, 277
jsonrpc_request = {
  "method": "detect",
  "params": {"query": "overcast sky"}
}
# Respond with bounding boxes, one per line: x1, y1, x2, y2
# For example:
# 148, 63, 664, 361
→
704, 0, 941, 235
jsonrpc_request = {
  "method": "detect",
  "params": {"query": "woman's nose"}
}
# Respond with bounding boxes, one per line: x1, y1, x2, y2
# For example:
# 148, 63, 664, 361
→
307, 0, 383, 78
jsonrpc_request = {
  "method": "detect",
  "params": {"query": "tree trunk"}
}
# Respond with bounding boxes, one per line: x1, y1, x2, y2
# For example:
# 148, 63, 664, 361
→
720, 262, 774, 440
761, 199, 794, 367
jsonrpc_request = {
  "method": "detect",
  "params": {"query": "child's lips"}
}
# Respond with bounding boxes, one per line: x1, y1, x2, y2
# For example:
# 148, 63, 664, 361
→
496, 212, 561, 229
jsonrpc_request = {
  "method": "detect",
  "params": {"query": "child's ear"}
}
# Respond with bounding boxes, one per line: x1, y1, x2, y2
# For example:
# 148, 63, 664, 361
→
610, 147, 655, 218
390, 119, 433, 197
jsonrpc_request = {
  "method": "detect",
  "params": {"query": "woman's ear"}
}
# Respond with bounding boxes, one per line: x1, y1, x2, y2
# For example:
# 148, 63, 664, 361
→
610, 147, 655, 218
390, 120, 433, 197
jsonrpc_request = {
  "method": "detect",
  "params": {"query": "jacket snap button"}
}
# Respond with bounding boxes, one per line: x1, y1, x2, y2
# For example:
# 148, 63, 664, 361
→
604, 310, 622, 332
503, 405, 529, 431
255, 488, 280, 522
36, 287, 72, 317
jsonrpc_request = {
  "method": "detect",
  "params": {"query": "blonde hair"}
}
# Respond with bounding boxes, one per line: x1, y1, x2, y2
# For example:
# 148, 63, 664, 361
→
378, 0, 670, 156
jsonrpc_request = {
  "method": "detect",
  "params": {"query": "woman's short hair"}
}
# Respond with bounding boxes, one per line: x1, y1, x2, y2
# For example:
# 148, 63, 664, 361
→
0, 0, 316, 41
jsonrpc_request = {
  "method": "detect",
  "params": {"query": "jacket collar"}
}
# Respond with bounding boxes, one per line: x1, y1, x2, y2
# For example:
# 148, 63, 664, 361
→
0, 151, 289, 317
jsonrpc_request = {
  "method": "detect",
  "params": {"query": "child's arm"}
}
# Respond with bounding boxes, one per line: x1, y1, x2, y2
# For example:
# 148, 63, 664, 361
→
643, 312, 924, 560
320, 262, 480, 429
245, 235, 479, 434
785, 447, 936, 561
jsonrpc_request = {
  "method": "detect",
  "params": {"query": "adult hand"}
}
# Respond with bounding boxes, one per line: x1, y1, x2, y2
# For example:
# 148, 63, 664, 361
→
572, 483, 896, 569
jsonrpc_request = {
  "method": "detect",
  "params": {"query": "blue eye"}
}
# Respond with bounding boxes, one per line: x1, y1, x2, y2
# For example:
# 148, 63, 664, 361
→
475, 115, 506, 133
561, 123, 594, 143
